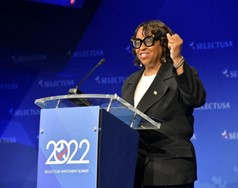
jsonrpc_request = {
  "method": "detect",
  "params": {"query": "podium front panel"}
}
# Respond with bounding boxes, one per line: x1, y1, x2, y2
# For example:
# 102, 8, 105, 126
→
37, 106, 100, 188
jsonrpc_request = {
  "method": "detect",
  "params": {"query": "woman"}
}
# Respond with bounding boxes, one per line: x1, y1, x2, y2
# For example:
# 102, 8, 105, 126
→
121, 20, 206, 188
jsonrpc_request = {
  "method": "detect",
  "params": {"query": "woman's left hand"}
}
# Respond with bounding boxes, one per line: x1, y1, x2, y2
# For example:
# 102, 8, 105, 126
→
167, 33, 183, 64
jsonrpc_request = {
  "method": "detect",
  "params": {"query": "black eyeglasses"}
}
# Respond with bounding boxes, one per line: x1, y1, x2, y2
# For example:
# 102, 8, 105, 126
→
131, 35, 158, 49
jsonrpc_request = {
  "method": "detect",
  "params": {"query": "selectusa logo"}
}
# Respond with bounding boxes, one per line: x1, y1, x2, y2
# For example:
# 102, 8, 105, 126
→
221, 130, 238, 140
0, 137, 16, 144
0, 83, 18, 90
95, 76, 127, 84
222, 69, 238, 78
189, 40, 233, 50
38, 79, 75, 88
45, 139, 90, 165
68, 49, 104, 58
9, 108, 40, 116
196, 102, 231, 110
11, 54, 47, 64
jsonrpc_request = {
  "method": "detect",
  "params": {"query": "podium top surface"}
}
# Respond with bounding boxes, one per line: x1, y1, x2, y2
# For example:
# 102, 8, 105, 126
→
35, 94, 161, 130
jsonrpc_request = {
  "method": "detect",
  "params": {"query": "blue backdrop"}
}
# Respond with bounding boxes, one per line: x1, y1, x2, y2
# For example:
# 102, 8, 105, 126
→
0, 0, 238, 187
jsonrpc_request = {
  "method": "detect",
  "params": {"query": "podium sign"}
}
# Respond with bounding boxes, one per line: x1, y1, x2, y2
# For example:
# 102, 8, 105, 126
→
37, 106, 100, 188
35, 94, 162, 188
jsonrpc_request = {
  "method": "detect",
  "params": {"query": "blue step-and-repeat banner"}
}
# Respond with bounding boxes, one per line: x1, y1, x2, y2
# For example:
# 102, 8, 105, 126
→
0, 0, 237, 187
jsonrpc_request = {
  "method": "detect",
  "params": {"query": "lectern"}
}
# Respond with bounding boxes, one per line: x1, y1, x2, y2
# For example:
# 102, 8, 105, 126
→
35, 94, 161, 188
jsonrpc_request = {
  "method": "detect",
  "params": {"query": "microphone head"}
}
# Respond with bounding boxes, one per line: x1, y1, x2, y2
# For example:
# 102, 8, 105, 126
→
99, 58, 106, 65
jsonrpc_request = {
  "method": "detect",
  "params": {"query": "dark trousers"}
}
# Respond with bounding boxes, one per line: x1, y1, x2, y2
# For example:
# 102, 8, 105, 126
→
133, 154, 194, 188
134, 145, 195, 188
144, 183, 194, 188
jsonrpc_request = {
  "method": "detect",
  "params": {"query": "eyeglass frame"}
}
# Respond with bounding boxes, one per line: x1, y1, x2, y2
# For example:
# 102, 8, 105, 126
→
131, 34, 159, 49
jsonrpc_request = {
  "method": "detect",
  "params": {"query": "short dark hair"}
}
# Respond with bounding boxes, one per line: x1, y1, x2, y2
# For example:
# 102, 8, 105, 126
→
131, 20, 174, 67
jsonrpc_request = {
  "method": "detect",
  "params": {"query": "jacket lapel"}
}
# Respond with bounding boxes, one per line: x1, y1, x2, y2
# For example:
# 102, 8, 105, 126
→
136, 63, 174, 113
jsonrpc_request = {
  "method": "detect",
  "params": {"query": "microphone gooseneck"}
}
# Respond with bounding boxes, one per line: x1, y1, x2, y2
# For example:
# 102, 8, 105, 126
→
68, 58, 105, 95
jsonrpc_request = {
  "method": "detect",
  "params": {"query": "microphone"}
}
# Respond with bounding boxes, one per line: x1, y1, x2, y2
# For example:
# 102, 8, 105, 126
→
68, 58, 105, 95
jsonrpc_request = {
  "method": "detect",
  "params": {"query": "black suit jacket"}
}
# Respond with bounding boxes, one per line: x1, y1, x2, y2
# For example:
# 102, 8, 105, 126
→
121, 61, 206, 186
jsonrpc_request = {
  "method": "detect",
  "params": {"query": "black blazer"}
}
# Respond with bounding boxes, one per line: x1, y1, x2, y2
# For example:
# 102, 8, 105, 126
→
121, 61, 206, 186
